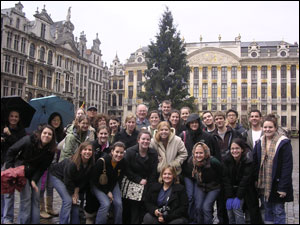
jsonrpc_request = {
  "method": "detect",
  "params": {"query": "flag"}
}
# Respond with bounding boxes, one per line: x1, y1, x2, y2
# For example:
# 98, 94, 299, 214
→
80, 101, 85, 109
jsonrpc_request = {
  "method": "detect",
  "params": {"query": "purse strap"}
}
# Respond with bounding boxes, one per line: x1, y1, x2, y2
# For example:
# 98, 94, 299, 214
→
100, 158, 106, 174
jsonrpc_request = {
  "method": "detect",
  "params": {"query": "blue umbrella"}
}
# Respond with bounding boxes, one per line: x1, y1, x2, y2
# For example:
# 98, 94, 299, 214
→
26, 95, 74, 134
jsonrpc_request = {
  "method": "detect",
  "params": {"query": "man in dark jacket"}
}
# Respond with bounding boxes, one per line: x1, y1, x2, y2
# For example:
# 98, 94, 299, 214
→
226, 109, 246, 135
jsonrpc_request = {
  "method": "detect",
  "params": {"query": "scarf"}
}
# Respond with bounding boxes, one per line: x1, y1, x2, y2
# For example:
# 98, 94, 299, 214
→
257, 132, 280, 201
191, 156, 210, 183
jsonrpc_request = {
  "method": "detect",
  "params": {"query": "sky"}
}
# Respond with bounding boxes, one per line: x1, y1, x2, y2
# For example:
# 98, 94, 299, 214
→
1, 1, 299, 66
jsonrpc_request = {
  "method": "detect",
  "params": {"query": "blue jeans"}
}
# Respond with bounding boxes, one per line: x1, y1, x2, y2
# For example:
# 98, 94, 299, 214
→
184, 177, 196, 222
194, 185, 220, 224
264, 200, 286, 224
92, 183, 123, 224
227, 199, 245, 224
1, 193, 14, 224
18, 178, 41, 224
49, 174, 80, 224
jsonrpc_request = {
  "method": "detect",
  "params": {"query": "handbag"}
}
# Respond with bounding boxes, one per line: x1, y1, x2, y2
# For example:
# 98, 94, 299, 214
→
121, 175, 144, 201
98, 158, 108, 185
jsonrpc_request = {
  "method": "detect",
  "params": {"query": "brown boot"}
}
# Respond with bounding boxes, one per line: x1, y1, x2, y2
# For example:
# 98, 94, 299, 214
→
40, 197, 51, 219
46, 196, 59, 217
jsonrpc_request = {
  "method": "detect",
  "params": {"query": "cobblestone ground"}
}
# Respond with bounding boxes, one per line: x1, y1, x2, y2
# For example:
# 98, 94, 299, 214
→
10, 138, 299, 224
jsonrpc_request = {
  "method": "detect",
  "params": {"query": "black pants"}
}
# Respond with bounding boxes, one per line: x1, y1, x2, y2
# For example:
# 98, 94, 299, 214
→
143, 213, 188, 224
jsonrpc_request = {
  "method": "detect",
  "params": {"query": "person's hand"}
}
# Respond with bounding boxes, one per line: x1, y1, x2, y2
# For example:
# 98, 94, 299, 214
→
154, 209, 162, 217
107, 192, 113, 203
140, 179, 147, 185
3, 127, 11, 136
232, 197, 241, 209
72, 187, 79, 204
31, 180, 39, 193
1, 137, 5, 142
158, 216, 165, 223
277, 191, 286, 198
226, 198, 234, 210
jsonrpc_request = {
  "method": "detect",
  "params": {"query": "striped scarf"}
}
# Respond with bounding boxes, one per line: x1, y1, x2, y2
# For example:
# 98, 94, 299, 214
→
257, 132, 280, 201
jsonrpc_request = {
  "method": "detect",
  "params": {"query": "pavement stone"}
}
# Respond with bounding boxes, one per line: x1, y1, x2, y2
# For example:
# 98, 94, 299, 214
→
9, 139, 299, 224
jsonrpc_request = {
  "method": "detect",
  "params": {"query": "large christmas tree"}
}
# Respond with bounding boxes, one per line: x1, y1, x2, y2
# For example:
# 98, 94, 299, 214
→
138, 7, 195, 111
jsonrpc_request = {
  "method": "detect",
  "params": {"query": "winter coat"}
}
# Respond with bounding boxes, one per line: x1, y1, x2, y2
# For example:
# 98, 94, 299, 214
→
1, 125, 26, 165
150, 128, 188, 175
179, 114, 221, 161
49, 158, 92, 195
92, 140, 111, 161
252, 135, 293, 203
59, 126, 94, 162
144, 183, 188, 223
124, 144, 158, 190
91, 154, 125, 194
242, 129, 263, 150
233, 123, 246, 135
114, 129, 139, 149
5, 135, 55, 184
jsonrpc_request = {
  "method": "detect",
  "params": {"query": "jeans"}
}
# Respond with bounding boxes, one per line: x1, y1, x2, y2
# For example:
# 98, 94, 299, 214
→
18, 178, 41, 224
92, 183, 123, 224
184, 177, 196, 222
227, 199, 245, 224
40, 170, 54, 198
194, 185, 220, 224
49, 174, 80, 224
1, 193, 14, 224
264, 200, 286, 224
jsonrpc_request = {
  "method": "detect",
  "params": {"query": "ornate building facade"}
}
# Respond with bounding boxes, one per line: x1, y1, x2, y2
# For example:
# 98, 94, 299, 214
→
122, 37, 299, 132
1, 2, 108, 112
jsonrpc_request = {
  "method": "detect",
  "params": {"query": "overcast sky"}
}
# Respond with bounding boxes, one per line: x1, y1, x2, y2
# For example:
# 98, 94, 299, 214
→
2, 1, 299, 66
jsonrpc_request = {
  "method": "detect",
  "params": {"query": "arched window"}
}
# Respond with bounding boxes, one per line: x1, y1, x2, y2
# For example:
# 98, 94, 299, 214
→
47, 50, 53, 64
40, 47, 45, 61
38, 70, 44, 88
29, 43, 35, 58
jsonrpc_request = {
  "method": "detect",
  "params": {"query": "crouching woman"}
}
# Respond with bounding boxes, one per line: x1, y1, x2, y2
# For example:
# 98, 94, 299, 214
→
48, 142, 95, 224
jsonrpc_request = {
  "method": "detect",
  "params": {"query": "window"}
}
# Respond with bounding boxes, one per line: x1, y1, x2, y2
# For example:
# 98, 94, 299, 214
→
57, 55, 62, 67
281, 105, 287, 111
193, 84, 199, 97
212, 83, 217, 101
41, 23, 46, 39
56, 72, 61, 92
211, 104, 217, 111
128, 86, 133, 99
28, 65, 34, 85
231, 104, 237, 111
38, 70, 44, 88
129, 71, 134, 82
271, 83, 277, 99
76, 73, 79, 85
281, 83, 287, 99
221, 104, 227, 111
119, 94, 123, 106
29, 43, 35, 58
113, 80, 118, 89
19, 59, 24, 76
3, 80, 9, 96
47, 70, 52, 90
202, 83, 208, 99
40, 47, 45, 61
10, 58, 17, 74
272, 104, 277, 111
47, 51, 53, 64
14, 35, 20, 51
212, 67, 218, 79
221, 84, 227, 99
112, 94, 117, 107
231, 83, 237, 99
251, 66, 257, 81
17, 83, 23, 96
16, 18, 20, 29
261, 83, 267, 100
221, 67, 227, 81
202, 67, 208, 79
241, 104, 247, 111
7, 32, 12, 49
291, 104, 297, 111
291, 65, 296, 78
231, 66, 237, 79
291, 116, 297, 128
5, 55, 11, 73
281, 116, 287, 127
242, 84, 247, 100
241, 66, 247, 79
202, 105, 207, 111
261, 104, 267, 112
65, 58, 69, 70
21, 37, 26, 53
119, 80, 123, 89
271, 65, 277, 79
11, 82, 16, 95
251, 85, 257, 99
251, 105, 258, 110
261, 66, 267, 79
291, 83, 296, 99
137, 70, 143, 82
194, 67, 199, 80
280, 65, 287, 79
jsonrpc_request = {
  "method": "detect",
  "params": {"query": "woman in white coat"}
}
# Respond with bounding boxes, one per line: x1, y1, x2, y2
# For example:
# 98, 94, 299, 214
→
150, 121, 188, 176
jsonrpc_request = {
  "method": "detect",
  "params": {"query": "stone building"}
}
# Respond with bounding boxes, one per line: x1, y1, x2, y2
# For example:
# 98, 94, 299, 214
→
1, 2, 108, 112
122, 36, 299, 132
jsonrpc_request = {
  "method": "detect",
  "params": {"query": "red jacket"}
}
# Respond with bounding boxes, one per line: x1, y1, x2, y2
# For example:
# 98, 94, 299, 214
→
1, 165, 26, 194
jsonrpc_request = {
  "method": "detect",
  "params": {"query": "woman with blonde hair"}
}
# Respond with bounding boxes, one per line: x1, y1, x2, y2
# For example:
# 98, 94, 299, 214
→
114, 114, 139, 149
143, 165, 188, 224
150, 121, 188, 176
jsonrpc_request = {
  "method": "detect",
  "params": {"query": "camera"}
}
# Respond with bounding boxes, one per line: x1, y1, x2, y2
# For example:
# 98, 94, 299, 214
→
158, 206, 170, 216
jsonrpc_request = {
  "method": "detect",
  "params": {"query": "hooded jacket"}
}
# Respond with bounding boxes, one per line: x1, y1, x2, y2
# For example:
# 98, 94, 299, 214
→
150, 128, 188, 175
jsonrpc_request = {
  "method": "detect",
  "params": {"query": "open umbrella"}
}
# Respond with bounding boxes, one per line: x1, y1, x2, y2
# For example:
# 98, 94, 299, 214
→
26, 95, 74, 134
1, 96, 36, 128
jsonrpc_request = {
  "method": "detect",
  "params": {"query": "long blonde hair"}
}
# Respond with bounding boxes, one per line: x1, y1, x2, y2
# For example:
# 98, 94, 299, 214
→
155, 121, 171, 141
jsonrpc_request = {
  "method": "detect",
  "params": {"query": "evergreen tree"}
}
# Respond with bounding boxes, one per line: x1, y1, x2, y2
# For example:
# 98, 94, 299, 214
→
138, 7, 195, 111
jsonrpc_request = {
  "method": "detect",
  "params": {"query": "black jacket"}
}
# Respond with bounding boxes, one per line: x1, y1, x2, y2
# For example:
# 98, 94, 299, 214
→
114, 129, 139, 149
144, 183, 188, 223
49, 158, 93, 195
124, 144, 158, 185
91, 154, 125, 194
5, 135, 55, 183
92, 140, 111, 161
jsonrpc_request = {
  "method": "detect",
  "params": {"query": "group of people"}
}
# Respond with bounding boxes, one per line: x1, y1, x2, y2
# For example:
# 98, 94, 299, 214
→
1, 100, 294, 224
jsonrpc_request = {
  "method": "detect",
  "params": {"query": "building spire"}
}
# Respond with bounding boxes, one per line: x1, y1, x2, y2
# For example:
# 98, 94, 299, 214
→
66, 7, 71, 21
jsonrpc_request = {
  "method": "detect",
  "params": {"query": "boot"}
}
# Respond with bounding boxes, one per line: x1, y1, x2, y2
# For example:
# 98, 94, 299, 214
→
46, 196, 59, 217
40, 197, 51, 219
84, 211, 96, 224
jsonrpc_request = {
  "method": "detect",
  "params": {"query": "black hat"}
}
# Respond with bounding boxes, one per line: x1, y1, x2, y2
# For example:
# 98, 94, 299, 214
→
87, 106, 97, 111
